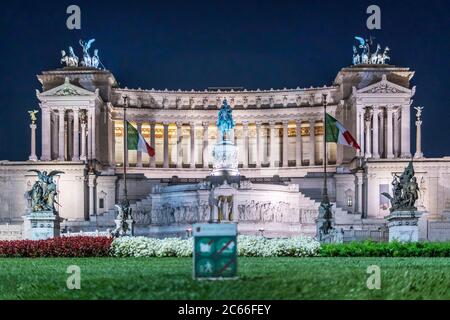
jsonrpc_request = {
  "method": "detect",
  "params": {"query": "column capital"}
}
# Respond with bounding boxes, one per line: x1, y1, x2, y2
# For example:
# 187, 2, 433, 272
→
176, 121, 183, 127
309, 118, 316, 125
255, 121, 262, 127
268, 120, 276, 127
282, 120, 289, 126
202, 121, 209, 128
296, 119, 302, 125
242, 121, 249, 128
162, 121, 170, 126
372, 105, 381, 113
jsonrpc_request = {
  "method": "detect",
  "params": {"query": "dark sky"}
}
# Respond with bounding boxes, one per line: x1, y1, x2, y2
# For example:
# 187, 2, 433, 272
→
0, 0, 449, 160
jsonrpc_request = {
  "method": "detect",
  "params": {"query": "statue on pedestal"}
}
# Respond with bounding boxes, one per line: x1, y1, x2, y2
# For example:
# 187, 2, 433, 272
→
382, 161, 423, 242
211, 99, 239, 177
24, 170, 64, 240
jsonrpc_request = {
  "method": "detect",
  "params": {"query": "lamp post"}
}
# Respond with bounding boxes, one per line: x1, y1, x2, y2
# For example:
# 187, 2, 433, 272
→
317, 94, 333, 240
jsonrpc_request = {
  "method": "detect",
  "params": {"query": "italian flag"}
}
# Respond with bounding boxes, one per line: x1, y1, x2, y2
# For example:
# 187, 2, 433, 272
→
126, 121, 155, 157
325, 113, 360, 150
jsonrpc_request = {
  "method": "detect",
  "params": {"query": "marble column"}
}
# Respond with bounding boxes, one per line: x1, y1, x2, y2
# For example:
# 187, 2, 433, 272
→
72, 109, 80, 161
242, 121, 249, 168
386, 108, 394, 159
88, 174, 96, 216
256, 122, 261, 168
190, 122, 196, 169
309, 119, 315, 166
58, 109, 66, 161
414, 115, 423, 159
400, 104, 411, 158
40, 108, 51, 161
29, 123, 37, 161
394, 109, 402, 157
295, 120, 302, 166
282, 121, 289, 167
66, 113, 72, 160
203, 122, 209, 168
379, 108, 385, 158
176, 122, 183, 168
150, 122, 156, 167
372, 106, 380, 159
163, 122, 169, 168
109, 117, 115, 166
364, 109, 372, 158
359, 108, 365, 157
269, 121, 276, 167
80, 120, 87, 162
136, 122, 143, 167
356, 171, 364, 214
87, 109, 93, 160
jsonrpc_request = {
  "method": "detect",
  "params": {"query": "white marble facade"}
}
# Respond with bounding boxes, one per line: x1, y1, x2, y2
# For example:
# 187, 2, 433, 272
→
0, 63, 449, 240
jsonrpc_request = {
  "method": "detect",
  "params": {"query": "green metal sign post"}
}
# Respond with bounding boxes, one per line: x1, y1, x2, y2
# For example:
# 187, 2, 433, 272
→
193, 223, 238, 280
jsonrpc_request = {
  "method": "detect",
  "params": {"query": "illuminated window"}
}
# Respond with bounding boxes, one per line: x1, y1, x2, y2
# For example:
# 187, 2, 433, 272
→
347, 196, 353, 207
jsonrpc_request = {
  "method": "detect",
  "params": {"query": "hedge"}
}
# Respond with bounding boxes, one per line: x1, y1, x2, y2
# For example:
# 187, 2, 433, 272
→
319, 241, 450, 257
0, 236, 113, 257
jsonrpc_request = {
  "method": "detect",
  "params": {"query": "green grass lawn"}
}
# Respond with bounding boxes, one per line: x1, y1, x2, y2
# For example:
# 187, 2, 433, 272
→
0, 257, 449, 300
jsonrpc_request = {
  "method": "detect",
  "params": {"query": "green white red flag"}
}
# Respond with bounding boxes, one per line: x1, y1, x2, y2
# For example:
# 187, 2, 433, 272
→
325, 113, 360, 150
126, 121, 155, 157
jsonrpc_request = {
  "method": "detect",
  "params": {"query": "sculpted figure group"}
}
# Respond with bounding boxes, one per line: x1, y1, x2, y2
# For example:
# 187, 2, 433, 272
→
382, 161, 419, 212
27, 170, 64, 212
352, 36, 390, 65
61, 39, 104, 69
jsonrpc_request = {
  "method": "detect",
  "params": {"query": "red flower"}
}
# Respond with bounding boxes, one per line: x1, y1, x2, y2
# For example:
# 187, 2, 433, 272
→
0, 236, 113, 257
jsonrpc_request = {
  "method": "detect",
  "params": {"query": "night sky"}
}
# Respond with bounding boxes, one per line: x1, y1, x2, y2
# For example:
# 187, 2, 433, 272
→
0, 0, 449, 161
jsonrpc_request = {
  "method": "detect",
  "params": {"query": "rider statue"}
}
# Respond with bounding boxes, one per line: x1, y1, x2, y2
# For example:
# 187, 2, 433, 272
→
216, 99, 235, 141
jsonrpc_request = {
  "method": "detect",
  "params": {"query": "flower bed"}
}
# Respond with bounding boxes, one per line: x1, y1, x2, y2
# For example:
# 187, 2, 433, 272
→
111, 237, 193, 257
0, 236, 113, 257
110, 236, 321, 258
237, 236, 321, 257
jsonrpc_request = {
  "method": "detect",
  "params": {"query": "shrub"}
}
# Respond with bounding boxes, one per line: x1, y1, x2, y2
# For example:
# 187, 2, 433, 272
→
111, 237, 193, 257
111, 235, 321, 258
0, 236, 113, 258
319, 241, 450, 257
238, 236, 321, 257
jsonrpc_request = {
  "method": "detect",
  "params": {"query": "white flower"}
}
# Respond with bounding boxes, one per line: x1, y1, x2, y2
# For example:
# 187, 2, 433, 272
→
111, 235, 320, 258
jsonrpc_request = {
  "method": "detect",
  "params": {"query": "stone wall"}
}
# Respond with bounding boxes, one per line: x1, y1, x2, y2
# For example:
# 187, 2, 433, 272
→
0, 223, 23, 240
0, 162, 87, 222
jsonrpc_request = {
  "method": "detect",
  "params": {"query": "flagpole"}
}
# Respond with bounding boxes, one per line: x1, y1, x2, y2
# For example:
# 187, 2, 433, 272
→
122, 95, 129, 203
322, 93, 329, 203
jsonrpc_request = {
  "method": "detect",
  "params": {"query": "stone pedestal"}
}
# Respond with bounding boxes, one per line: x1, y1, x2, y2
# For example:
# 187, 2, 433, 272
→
211, 140, 239, 177
29, 123, 38, 161
22, 211, 62, 240
386, 210, 422, 242
113, 218, 135, 236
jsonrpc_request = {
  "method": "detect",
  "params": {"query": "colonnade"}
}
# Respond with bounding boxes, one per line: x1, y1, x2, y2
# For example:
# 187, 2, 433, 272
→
40, 107, 93, 162
114, 119, 337, 168
356, 104, 411, 159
